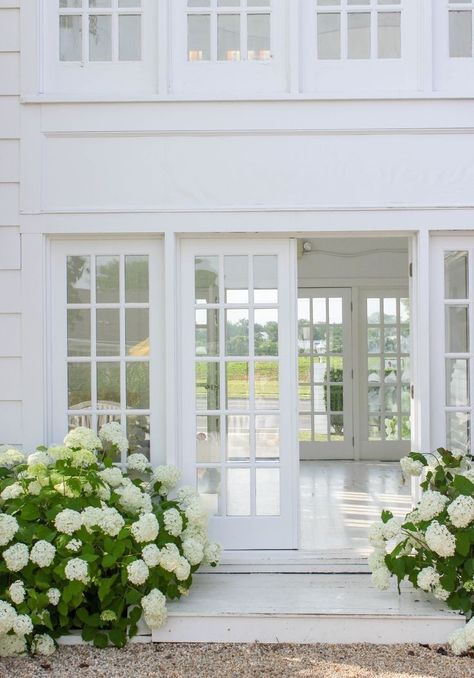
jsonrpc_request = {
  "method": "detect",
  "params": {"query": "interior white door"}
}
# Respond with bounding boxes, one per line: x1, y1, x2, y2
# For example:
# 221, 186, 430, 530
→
358, 289, 411, 460
180, 238, 298, 550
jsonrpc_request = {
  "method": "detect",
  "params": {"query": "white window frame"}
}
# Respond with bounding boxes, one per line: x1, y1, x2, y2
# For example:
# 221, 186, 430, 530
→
170, 0, 289, 96
434, 1, 474, 93
43, 0, 158, 94
300, 0, 420, 94
49, 238, 165, 466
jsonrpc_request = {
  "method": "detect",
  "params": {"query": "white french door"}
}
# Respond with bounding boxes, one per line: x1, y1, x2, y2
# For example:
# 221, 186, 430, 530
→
180, 238, 298, 550
298, 288, 354, 460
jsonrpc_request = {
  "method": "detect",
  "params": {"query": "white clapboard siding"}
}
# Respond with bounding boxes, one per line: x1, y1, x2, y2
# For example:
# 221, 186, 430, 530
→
0, 184, 19, 225
0, 141, 19, 182
0, 229, 21, 270
0, 401, 22, 445
0, 272, 21, 312
0, 9, 19, 52
0, 315, 21, 357
0, 358, 21, 400
0, 98, 20, 138
0, 53, 19, 95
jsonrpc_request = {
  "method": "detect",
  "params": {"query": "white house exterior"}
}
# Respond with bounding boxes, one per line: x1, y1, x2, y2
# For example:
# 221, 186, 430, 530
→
1, 1, 474, 564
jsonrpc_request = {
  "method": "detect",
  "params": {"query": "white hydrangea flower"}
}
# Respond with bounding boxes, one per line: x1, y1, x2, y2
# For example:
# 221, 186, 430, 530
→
127, 559, 149, 586
449, 627, 468, 656
116, 482, 149, 515
372, 566, 391, 591
0, 514, 19, 546
400, 456, 424, 478
368, 549, 386, 572
447, 495, 474, 528
70, 448, 98, 468
0, 600, 17, 633
13, 614, 33, 637
3, 543, 29, 572
368, 521, 386, 547
181, 523, 207, 546
204, 542, 221, 566
382, 517, 403, 541
0, 448, 26, 468
28, 481, 42, 496
81, 506, 103, 530
0, 482, 24, 501
175, 556, 191, 582
417, 566, 440, 592
176, 485, 198, 507
99, 422, 128, 455
127, 453, 150, 473
47, 445, 72, 462
100, 507, 125, 537
53, 482, 76, 498
30, 540, 56, 568
141, 588, 167, 629
64, 558, 89, 584
182, 538, 204, 566
159, 543, 181, 572
31, 633, 56, 656
425, 521, 456, 558
433, 586, 450, 602
98, 467, 123, 488
96, 483, 111, 501
0, 633, 26, 657
130, 513, 159, 543
64, 426, 102, 452
47, 588, 61, 606
8, 580, 25, 605
152, 466, 181, 495
163, 508, 183, 537
54, 509, 83, 535
27, 451, 53, 468
464, 617, 474, 648
65, 539, 82, 553
417, 490, 449, 521
142, 543, 161, 568
184, 498, 208, 529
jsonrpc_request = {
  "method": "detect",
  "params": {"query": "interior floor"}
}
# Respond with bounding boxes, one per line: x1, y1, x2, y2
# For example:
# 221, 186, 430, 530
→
300, 460, 411, 555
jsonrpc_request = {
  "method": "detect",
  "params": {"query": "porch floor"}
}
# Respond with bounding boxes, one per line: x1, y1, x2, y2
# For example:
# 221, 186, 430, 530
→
153, 573, 462, 645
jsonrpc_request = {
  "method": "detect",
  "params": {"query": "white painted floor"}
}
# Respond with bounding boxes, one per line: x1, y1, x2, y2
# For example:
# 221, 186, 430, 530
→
300, 461, 412, 555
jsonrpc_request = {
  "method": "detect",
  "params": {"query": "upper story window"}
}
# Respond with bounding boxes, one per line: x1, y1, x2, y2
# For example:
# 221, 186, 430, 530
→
186, 0, 271, 63
448, 1, 474, 57
59, 0, 142, 63
316, 0, 402, 61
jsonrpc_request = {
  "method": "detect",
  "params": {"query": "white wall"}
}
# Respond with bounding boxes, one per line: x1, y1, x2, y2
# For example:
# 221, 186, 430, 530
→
0, 0, 22, 446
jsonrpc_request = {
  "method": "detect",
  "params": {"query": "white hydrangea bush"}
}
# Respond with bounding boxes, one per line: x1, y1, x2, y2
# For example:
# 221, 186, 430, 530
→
0, 425, 220, 656
369, 448, 474, 655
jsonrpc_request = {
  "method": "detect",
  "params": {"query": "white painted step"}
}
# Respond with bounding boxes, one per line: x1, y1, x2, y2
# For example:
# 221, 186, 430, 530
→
153, 573, 462, 645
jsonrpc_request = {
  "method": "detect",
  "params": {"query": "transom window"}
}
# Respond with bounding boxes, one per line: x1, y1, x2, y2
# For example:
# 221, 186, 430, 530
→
316, 0, 402, 60
449, 1, 474, 57
59, 0, 142, 62
187, 0, 271, 62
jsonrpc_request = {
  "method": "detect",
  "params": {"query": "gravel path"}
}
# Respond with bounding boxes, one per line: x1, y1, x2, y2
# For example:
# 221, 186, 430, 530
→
1, 643, 474, 678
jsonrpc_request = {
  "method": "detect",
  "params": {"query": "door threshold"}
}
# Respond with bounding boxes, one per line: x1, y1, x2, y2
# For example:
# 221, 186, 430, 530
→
206, 549, 370, 574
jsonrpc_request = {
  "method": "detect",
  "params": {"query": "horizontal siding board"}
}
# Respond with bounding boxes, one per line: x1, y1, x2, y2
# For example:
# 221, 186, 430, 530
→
0, 401, 21, 445
0, 272, 21, 312
0, 53, 19, 95
0, 9, 19, 52
0, 228, 20, 269
0, 97, 19, 138
0, 183, 19, 225
0, 140, 19, 181
0, 358, 21, 400
0, 314, 21, 356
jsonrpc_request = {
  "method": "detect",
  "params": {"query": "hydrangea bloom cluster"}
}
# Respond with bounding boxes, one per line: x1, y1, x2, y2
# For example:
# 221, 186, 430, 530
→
0, 425, 220, 655
370, 448, 474, 655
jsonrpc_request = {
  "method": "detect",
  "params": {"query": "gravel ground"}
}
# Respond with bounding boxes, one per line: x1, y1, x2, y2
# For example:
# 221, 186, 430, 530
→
0, 643, 474, 678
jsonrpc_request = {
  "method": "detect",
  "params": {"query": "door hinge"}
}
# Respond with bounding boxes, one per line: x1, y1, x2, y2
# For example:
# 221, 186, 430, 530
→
350, 301, 353, 312
351, 368, 354, 379
352, 436, 355, 447
411, 385, 414, 399
409, 262, 413, 278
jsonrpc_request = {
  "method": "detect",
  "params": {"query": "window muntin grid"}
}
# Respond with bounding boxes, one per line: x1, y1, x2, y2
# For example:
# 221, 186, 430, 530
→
448, 1, 474, 57
187, 0, 272, 62
59, 0, 142, 63
365, 295, 410, 442
297, 294, 347, 443
66, 253, 151, 462
316, 0, 402, 61
194, 253, 281, 518
444, 250, 471, 455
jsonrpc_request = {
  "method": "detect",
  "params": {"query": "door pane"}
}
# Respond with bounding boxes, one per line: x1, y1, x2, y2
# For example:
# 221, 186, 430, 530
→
254, 255, 278, 303
198, 468, 221, 515
254, 309, 278, 355
255, 361, 279, 410
226, 362, 249, 410
378, 12, 401, 59
446, 412, 470, 455
445, 251, 468, 299
126, 308, 149, 356
67, 256, 91, 303
225, 255, 249, 303
226, 309, 249, 355
196, 362, 220, 411
125, 255, 149, 303
449, 11, 472, 58
256, 415, 280, 460
196, 308, 219, 356
119, 15, 141, 61
226, 414, 250, 461
318, 13, 341, 60
256, 468, 280, 516
96, 256, 120, 303
218, 14, 241, 61
97, 362, 121, 409
60, 16, 82, 61
126, 362, 149, 409
348, 13, 371, 59
68, 363, 91, 410
227, 468, 250, 515
445, 306, 469, 353
96, 309, 120, 356
197, 415, 221, 463
188, 14, 211, 61
89, 15, 112, 61
195, 256, 219, 304
247, 14, 271, 61
446, 358, 470, 407
68, 309, 91, 357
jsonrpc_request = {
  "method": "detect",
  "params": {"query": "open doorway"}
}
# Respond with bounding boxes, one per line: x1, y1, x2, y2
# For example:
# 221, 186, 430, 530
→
297, 237, 413, 555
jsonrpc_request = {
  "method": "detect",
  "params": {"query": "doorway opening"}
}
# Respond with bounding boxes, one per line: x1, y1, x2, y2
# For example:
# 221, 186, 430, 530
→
297, 237, 413, 556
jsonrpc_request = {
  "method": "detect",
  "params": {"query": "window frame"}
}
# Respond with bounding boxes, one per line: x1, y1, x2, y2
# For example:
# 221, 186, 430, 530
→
434, 1, 474, 92
49, 238, 165, 466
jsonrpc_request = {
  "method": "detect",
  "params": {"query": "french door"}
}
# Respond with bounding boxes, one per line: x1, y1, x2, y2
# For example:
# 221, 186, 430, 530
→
180, 238, 298, 550
298, 288, 354, 460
